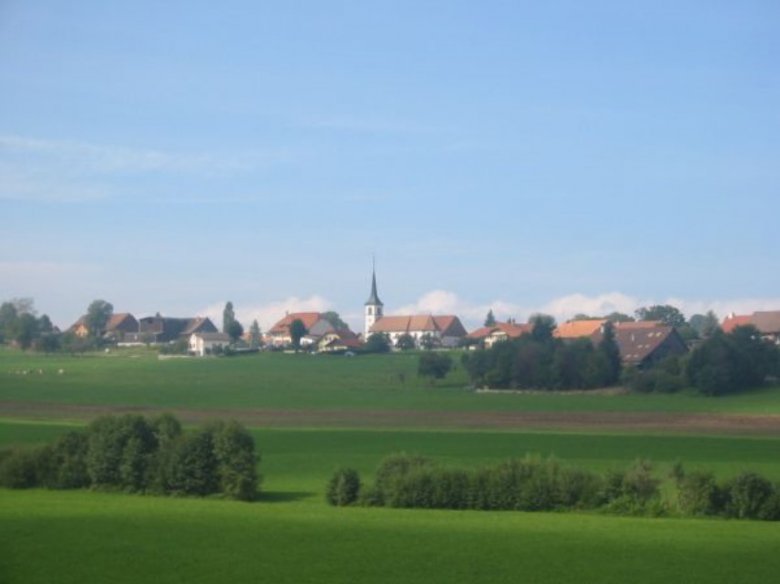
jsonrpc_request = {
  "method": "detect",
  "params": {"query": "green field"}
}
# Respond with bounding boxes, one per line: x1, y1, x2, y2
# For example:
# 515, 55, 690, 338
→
3, 348, 780, 414
1, 348, 779, 583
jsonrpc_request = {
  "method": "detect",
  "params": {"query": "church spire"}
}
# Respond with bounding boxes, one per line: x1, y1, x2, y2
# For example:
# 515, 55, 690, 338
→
365, 258, 383, 306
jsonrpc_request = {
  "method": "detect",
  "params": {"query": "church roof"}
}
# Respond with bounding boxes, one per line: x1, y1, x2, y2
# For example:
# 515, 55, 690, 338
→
365, 270, 383, 306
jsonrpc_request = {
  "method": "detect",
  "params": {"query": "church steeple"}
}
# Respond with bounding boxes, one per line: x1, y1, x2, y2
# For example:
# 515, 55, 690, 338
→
364, 260, 383, 338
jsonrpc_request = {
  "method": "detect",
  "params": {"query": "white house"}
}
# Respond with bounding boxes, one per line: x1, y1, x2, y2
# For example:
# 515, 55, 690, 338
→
189, 332, 232, 356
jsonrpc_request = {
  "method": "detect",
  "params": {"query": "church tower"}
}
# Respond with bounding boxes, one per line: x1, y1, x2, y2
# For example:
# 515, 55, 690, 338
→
364, 264, 384, 338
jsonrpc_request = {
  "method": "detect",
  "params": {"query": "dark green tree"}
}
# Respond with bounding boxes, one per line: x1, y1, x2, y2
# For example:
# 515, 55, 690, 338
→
635, 305, 686, 328
289, 318, 307, 350
85, 299, 113, 338
363, 332, 391, 354
529, 314, 556, 344
212, 421, 259, 501
248, 320, 262, 348
226, 319, 244, 343
322, 311, 348, 331
418, 352, 453, 384
689, 311, 720, 338
395, 333, 415, 351
597, 321, 622, 385
484, 310, 497, 327
222, 301, 236, 334
326, 468, 361, 506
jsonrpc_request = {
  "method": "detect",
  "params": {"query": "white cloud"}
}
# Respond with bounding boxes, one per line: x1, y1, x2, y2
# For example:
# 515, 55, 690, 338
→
198, 295, 332, 331
390, 289, 780, 330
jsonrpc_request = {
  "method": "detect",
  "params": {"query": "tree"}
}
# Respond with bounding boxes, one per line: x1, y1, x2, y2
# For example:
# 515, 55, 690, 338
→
322, 311, 348, 331
363, 332, 391, 354
289, 319, 307, 351
484, 310, 496, 327
419, 333, 439, 351
605, 312, 634, 323
85, 299, 113, 338
212, 421, 259, 501
226, 320, 244, 343
10, 313, 39, 349
689, 311, 720, 338
635, 305, 686, 328
597, 321, 622, 385
395, 333, 415, 351
248, 320, 262, 348
529, 314, 556, 344
326, 468, 361, 506
222, 302, 236, 334
418, 353, 453, 384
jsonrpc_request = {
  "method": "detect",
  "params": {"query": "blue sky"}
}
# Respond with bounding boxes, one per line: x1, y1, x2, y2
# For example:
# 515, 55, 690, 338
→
1, 1, 779, 331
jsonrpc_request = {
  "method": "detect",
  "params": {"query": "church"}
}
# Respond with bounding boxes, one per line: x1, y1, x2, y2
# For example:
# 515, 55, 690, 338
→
363, 268, 467, 349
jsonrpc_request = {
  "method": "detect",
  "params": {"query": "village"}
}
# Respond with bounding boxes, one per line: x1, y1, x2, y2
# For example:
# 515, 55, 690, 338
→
57, 267, 780, 370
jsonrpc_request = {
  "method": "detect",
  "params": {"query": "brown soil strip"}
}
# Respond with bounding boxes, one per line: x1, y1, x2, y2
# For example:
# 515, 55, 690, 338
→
2, 400, 780, 436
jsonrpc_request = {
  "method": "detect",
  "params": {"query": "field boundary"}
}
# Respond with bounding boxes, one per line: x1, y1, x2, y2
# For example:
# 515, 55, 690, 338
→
2, 400, 780, 435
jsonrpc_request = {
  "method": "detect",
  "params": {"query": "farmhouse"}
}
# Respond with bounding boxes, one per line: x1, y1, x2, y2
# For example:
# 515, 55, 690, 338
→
189, 332, 232, 356
266, 312, 336, 347
554, 319, 606, 340
137, 315, 217, 343
69, 312, 138, 339
467, 322, 532, 348
591, 321, 688, 368
363, 268, 467, 348
317, 329, 362, 354
723, 311, 780, 344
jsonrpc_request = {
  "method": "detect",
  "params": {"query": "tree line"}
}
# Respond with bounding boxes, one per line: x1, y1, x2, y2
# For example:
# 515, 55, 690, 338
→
0, 414, 259, 501
326, 453, 780, 521
461, 316, 622, 390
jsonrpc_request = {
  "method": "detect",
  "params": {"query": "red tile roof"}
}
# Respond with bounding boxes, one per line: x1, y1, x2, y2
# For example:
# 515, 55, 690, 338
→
370, 314, 467, 337
467, 322, 531, 340
721, 314, 751, 334
554, 319, 606, 339
268, 312, 323, 335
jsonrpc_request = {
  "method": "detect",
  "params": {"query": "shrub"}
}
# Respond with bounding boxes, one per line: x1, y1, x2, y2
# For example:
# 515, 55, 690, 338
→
676, 471, 724, 516
47, 430, 90, 489
166, 430, 220, 496
724, 472, 775, 519
0, 447, 46, 488
373, 453, 434, 506
326, 468, 361, 506
212, 421, 260, 501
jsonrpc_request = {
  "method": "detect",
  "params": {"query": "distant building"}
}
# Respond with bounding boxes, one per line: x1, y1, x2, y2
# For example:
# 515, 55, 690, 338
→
467, 322, 532, 348
554, 319, 606, 340
189, 332, 232, 356
723, 311, 780, 344
363, 268, 467, 348
68, 312, 138, 340
592, 321, 688, 368
137, 315, 217, 343
266, 312, 337, 347
317, 329, 362, 354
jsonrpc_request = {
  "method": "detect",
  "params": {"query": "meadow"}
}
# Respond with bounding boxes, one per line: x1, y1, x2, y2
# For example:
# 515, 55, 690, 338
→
1, 348, 780, 583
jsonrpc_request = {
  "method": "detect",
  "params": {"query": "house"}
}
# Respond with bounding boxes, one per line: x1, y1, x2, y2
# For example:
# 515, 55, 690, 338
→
723, 311, 780, 344
266, 312, 336, 347
189, 332, 232, 356
554, 319, 607, 340
68, 312, 138, 340
467, 322, 532, 348
137, 315, 217, 343
363, 267, 467, 349
317, 329, 362, 354
588, 321, 688, 368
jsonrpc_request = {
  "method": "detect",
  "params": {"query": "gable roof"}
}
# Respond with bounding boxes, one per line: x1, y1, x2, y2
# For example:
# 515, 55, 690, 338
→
369, 314, 465, 335
319, 329, 362, 349
607, 325, 685, 365
554, 319, 606, 339
751, 311, 780, 334
722, 314, 752, 334
467, 322, 532, 340
432, 315, 468, 337
268, 312, 324, 335
105, 313, 137, 331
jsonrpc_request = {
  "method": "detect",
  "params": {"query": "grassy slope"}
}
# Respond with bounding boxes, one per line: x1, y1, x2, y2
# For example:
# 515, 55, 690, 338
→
2, 348, 780, 414
2, 489, 779, 584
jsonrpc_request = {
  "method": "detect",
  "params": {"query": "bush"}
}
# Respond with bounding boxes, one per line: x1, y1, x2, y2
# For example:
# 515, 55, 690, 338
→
418, 353, 453, 383
0, 447, 47, 488
372, 453, 435, 507
676, 471, 724, 516
212, 421, 260, 501
326, 468, 361, 506
166, 430, 220, 496
47, 430, 90, 489
724, 472, 775, 519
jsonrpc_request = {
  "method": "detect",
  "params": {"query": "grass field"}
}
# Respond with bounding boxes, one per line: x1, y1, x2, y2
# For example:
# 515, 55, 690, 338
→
1, 347, 779, 583
3, 348, 780, 415
3, 489, 780, 584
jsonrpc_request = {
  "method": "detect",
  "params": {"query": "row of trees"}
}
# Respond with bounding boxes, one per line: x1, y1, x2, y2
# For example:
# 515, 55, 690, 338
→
0, 414, 259, 500
626, 325, 780, 396
0, 298, 57, 350
326, 453, 780, 521
462, 316, 622, 390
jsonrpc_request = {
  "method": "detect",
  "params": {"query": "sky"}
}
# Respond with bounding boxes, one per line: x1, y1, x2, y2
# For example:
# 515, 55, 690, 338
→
1, 0, 779, 332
